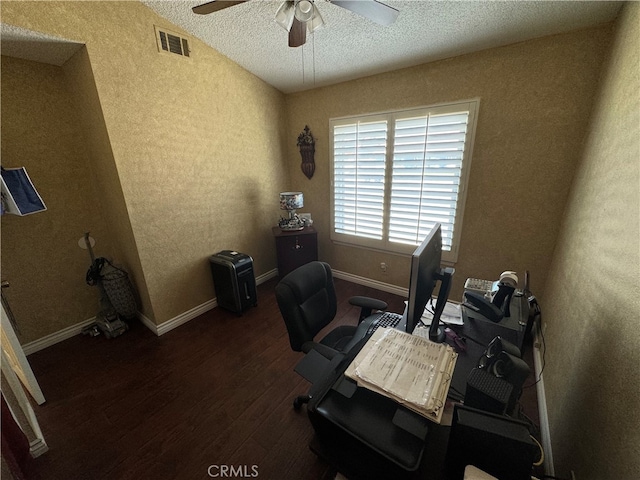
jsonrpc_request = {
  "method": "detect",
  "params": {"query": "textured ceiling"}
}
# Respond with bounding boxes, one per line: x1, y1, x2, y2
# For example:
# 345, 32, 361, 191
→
143, 0, 622, 93
0, 2, 622, 92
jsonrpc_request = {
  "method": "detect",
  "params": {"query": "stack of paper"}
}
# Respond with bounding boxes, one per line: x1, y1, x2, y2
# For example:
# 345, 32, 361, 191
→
345, 328, 457, 424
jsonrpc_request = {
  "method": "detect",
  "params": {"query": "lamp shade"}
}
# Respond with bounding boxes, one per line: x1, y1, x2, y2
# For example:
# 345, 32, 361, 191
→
280, 192, 304, 210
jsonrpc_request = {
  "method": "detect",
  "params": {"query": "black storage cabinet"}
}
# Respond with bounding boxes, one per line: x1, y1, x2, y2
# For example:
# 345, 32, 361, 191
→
209, 250, 257, 314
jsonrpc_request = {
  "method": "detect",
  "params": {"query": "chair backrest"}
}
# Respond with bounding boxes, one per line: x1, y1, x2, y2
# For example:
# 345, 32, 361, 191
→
275, 261, 338, 352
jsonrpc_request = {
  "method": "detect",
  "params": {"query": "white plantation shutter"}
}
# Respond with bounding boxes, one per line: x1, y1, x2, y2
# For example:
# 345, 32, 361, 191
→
333, 120, 388, 239
331, 100, 478, 262
389, 111, 469, 250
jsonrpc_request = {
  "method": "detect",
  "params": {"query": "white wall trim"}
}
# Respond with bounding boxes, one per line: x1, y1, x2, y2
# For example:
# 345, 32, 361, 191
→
1, 349, 48, 455
147, 268, 278, 336
2, 304, 46, 403
22, 268, 384, 351
29, 438, 49, 458
332, 269, 408, 298
23, 317, 96, 356
138, 311, 159, 336
533, 320, 554, 477
153, 298, 217, 337
22, 270, 280, 352
256, 268, 279, 285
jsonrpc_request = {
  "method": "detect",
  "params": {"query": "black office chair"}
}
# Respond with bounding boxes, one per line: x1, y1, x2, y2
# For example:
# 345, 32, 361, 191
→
275, 261, 388, 408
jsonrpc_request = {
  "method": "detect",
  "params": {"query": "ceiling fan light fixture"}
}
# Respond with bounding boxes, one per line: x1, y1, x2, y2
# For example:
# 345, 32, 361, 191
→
294, 0, 315, 23
307, 4, 324, 33
275, 1, 295, 31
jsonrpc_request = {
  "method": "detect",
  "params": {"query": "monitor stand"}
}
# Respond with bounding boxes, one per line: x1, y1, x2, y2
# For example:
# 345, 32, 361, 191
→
429, 267, 454, 343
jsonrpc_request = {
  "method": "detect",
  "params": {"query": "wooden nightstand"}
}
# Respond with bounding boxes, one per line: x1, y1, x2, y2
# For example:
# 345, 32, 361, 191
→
272, 226, 318, 278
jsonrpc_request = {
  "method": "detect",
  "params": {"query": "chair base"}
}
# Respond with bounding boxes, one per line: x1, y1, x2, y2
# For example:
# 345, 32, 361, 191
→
293, 394, 311, 410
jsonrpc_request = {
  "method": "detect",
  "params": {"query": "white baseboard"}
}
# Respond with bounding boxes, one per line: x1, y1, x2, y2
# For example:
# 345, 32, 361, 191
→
23, 317, 97, 356
151, 298, 217, 336
23, 269, 280, 353
29, 438, 49, 458
533, 320, 554, 476
137, 268, 279, 337
332, 269, 408, 298
23, 267, 403, 354
138, 311, 159, 335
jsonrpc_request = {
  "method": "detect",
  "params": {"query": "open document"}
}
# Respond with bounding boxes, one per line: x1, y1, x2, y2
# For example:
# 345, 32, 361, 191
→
345, 328, 457, 424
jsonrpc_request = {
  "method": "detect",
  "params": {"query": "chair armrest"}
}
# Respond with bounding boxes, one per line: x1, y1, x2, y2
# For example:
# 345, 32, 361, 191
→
349, 296, 388, 323
302, 341, 340, 360
349, 296, 388, 311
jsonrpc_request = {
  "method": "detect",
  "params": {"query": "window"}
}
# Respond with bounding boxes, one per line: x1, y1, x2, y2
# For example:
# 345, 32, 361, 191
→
330, 100, 479, 263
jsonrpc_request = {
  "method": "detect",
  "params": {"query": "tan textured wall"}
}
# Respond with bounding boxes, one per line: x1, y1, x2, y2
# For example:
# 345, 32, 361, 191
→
1, 55, 118, 343
285, 25, 613, 300
2, 1, 289, 330
541, 3, 640, 479
62, 46, 153, 322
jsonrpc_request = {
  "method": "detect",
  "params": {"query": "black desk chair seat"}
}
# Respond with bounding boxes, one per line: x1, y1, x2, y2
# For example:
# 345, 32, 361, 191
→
275, 261, 388, 408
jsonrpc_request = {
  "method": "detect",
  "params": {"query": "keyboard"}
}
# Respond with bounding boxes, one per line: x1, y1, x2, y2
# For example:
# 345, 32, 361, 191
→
366, 312, 403, 336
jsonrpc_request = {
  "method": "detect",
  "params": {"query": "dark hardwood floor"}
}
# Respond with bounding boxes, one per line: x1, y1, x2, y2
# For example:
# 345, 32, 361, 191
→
21, 278, 404, 480
21, 278, 540, 480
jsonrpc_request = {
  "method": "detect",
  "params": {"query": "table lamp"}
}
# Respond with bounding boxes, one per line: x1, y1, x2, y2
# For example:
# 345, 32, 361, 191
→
278, 191, 305, 231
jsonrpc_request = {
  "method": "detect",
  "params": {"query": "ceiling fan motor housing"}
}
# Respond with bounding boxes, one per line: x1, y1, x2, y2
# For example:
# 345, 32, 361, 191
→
193, 0, 398, 48
295, 0, 314, 22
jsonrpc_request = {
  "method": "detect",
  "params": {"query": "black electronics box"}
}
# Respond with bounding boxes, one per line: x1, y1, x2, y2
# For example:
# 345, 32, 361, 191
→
209, 250, 257, 314
307, 376, 429, 480
465, 367, 513, 415
445, 404, 537, 480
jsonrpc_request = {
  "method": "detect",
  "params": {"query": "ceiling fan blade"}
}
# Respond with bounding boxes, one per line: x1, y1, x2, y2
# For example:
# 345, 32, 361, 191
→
192, 1, 248, 15
331, 0, 399, 26
289, 17, 307, 47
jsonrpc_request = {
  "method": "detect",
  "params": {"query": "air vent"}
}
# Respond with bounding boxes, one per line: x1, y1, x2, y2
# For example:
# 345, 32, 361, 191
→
154, 26, 190, 58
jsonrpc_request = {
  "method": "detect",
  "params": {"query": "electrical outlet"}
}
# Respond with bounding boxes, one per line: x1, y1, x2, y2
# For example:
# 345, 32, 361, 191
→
380, 262, 387, 273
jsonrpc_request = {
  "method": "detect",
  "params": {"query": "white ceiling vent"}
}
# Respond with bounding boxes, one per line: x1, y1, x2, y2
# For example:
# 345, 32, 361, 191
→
154, 26, 190, 58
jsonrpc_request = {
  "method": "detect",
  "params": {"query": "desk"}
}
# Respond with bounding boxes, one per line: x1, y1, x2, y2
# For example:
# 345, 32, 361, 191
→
303, 293, 530, 479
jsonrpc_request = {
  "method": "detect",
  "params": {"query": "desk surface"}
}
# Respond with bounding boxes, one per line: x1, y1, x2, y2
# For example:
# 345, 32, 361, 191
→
305, 293, 529, 478
342, 292, 527, 400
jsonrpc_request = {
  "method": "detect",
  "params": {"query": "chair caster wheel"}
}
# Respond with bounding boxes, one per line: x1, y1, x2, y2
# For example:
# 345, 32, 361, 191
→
293, 395, 310, 411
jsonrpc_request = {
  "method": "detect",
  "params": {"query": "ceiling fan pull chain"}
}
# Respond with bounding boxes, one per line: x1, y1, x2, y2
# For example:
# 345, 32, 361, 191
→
312, 32, 316, 86
302, 42, 305, 84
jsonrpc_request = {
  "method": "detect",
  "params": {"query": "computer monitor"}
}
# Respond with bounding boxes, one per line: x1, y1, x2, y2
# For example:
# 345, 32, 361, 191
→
405, 223, 455, 342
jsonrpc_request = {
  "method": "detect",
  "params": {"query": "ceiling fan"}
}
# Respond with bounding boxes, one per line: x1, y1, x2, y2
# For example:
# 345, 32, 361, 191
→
192, 0, 399, 48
